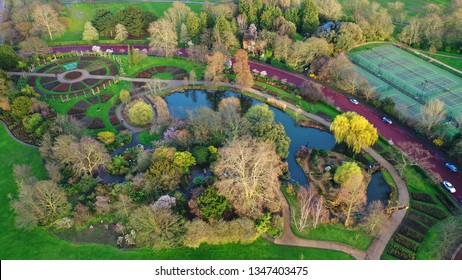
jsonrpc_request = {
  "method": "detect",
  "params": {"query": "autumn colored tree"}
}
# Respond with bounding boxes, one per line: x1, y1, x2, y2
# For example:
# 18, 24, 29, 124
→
233, 49, 254, 91
213, 138, 283, 218
148, 19, 178, 57
334, 162, 367, 227
119, 89, 130, 104
19, 37, 52, 57
11, 96, 32, 119
316, 0, 343, 21
82, 22, 99, 41
330, 111, 378, 153
205, 51, 227, 87
173, 151, 196, 173
97, 131, 116, 144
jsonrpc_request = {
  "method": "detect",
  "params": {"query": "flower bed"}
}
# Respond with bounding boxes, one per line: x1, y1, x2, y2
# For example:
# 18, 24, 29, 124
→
48, 66, 65, 74
87, 96, 99, 104
83, 79, 101, 87
74, 100, 91, 109
41, 77, 58, 84
70, 82, 87, 92
36, 63, 58, 73
80, 56, 99, 61
43, 81, 60, 91
27, 76, 37, 87
398, 225, 424, 243
393, 234, 419, 252
436, 193, 460, 215
64, 71, 83, 80
412, 202, 447, 220
403, 218, 428, 235
411, 193, 436, 204
110, 115, 120, 126
100, 93, 113, 103
68, 107, 86, 115
387, 244, 416, 260
52, 83, 70, 92
87, 117, 106, 129
407, 210, 438, 227
90, 68, 107, 76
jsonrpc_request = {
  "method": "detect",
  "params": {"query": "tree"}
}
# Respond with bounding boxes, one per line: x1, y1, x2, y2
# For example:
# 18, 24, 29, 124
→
427, 216, 462, 259
12, 172, 69, 229
287, 38, 333, 68
128, 206, 185, 249
213, 138, 283, 218
233, 49, 254, 91
292, 187, 328, 231
391, 142, 434, 176
187, 107, 223, 145
299, 0, 319, 34
361, 200, 387, 236
117, 6, 151, 37
119, 89, 130, 104
173, 151, 196, 173
0, 45, 21, 70
148, 19, 178, 57
11, 96, 32, 119
334, 162, 366, 227
316, 0, 343, 21
146, 147, 183, 192
273, 35, 292, 62
197, 186, 231, 220
335, 22, 364, 52
387, 1, 407, 23
244, 104, 274, 124
91, 9, 117, 37
32, 4, 64, 40
355, 2, 394, 40
300, 81, 323, 102
213, 15, 239, 49
330, 111, 378, 153
419, 98, 447, 135
218, 97, 250, 141
399, 17, 423, 46
186, 12, 202, 41
97, 131, 116, 144
128, 100, 154, 126
82, 22, 99, 41
19, 37, 51, 58
205, 51, 227, 87
191, 146, 210, 165
251, 121, 290, 159
0, 71, 13, 97
115, 24, 129, 42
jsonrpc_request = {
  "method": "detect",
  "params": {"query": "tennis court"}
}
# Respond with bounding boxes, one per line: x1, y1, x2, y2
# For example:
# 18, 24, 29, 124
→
349, 44, 462, 119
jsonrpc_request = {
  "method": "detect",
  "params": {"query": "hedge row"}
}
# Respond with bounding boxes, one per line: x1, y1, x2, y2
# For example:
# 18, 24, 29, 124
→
411, 193, 436, 204
387, 244, 416, 260
407, 211, 438, 228
398, 225, 424, 243
412, 202, 447, 220
393, 234, 419, 252
403, 218, 429, 235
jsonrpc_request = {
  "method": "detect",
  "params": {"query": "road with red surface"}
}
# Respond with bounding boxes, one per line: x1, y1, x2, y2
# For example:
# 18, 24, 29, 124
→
52, 45, 462, 204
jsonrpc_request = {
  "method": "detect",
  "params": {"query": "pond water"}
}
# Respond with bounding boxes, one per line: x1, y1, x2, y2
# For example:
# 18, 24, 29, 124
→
164, 90, 390, 204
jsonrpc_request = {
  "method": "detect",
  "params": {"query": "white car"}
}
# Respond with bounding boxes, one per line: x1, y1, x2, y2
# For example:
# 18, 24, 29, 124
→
442, 181, 456, 193
349, 98, 359, 105
382, 116, 393, 124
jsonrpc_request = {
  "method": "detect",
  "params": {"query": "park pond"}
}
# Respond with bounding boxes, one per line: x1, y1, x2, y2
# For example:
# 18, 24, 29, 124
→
165, 90, 391, 205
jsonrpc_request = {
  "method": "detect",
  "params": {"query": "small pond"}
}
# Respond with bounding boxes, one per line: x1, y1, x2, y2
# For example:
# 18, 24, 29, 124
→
164, 90, 391, 204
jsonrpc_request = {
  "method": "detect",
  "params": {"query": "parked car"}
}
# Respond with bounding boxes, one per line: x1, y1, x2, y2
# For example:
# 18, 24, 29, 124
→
445, 162, 458, 172
382, 116, 393, 124
442, 181, 456, 193
349, 98, 359, 105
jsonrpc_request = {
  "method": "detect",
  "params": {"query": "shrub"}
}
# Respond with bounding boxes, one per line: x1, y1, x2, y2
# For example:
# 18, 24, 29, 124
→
266, 98, 286, 110
411, 193, 436, 204
436, 193, 460, 215
412, 202, 447, 220
128, 99, 154, 127
87, 117, 106, 129
11, 96, 32, 119
403, 218, 429, 235
97, 131, 116, 144
393, 234, 419, 252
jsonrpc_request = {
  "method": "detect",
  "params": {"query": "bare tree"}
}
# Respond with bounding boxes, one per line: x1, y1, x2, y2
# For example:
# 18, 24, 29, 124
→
213, 138, 283, 218
336, 172, 367, 227
419, 98, 447, 135
31, 4, 64, 40
292, 187, 316, 231
361, 200, 388, 236
300, 81, 323, 102
204, 51, 227, 88
19, 37, 52, 57
148, 19, 178, 57
311, 195, 328, 228
392, 142, 434, 176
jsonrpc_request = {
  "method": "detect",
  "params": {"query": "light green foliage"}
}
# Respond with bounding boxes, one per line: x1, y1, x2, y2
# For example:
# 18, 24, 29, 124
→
11, 96, 33, 119
120, 89, 130, 104
244, 104, 275, 124
23, 113, 43, 133
128, 100, 154, 126
299, 0, 319, 33
250, 121, 290, 159
197, 186, 230, 220
97, 131, 116, 144
173, 151, 196, 173
0, 45, 20, 70
82, 22, 99, 41
333, 161, 362, 185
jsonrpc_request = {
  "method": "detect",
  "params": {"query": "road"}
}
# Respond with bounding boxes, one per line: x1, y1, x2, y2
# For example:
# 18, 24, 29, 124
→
51, 44, 462, 203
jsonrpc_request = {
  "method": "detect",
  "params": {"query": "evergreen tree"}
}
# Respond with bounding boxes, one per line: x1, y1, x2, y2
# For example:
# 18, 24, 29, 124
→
299, 0, 319, 34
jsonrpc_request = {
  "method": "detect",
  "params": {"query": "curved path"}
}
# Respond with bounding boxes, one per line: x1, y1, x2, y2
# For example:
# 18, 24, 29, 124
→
0, 120, 39, 148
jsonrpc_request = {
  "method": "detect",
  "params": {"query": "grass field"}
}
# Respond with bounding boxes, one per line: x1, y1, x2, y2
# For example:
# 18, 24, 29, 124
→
0, 125, 355, 259
137, 129, 161, 146
349, 44, 462, 119
55, 2, 203, 43
338, 0, 451, 18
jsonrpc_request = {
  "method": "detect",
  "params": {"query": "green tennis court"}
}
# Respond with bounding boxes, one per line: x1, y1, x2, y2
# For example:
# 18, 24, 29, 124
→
349, 45, 462, 119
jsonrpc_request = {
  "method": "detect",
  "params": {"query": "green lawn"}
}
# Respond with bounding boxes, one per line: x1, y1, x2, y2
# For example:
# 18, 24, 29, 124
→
0, 125, 354, 259
55, 2, 203, 43
281, 186, 374, 251
427, 53, 462, 72
137, 130, 161, 146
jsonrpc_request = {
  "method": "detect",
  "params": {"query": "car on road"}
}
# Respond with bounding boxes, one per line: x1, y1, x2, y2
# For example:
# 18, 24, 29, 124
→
445, 162, 458, 172
382, 116, 393, 124
349, 98, 359, 105
442, 181, 456, 193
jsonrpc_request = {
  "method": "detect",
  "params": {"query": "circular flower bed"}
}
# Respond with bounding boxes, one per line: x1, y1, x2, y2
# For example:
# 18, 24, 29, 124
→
64, 71, 83, 80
